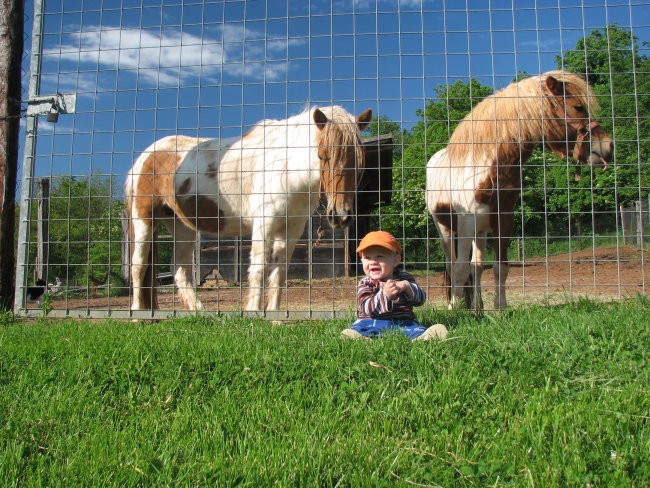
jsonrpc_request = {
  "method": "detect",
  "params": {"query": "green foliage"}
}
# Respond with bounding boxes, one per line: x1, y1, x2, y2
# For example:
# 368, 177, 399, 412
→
0, 309, 15, 326
31, 176, 127, 292
1, 301, 648, 485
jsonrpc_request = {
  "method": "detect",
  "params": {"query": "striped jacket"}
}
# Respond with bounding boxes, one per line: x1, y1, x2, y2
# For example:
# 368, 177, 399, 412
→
356, 270, 426, 320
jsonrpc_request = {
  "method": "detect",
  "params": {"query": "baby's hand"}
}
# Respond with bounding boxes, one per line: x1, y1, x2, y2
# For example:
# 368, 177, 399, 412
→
384, 280, 413, 301
383, 280, 400, 301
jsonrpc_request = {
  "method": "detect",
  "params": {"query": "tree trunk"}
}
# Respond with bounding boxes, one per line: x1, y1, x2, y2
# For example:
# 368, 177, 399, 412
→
0, 0, 24, 310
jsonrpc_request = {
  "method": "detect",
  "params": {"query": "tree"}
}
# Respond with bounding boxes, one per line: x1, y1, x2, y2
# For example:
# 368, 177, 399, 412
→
379, 80, 494, 265
0, 0, 24, 310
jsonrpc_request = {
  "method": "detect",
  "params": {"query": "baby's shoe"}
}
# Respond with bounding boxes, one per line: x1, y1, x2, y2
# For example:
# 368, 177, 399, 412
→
414, 323, 448, 341
340, 328, 363, 339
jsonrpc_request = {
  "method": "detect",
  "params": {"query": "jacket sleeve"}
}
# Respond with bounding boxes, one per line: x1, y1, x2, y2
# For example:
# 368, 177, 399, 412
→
405, 281, 426, 307
399, 270, 426, 307
357, 278, 393, 317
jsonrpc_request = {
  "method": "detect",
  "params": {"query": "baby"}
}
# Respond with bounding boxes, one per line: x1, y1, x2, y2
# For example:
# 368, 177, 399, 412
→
341, 230, 447, 341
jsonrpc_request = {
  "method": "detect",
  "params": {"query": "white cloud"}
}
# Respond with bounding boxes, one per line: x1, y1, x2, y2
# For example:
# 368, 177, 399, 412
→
45, 25, 302, 89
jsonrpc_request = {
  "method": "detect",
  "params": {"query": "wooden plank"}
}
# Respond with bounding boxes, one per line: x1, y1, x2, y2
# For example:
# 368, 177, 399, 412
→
35, 178, 50, 282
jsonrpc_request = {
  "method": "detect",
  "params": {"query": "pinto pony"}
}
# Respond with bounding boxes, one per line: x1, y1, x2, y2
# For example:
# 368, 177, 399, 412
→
126, 106, 372, 312
426, 71, 613, 311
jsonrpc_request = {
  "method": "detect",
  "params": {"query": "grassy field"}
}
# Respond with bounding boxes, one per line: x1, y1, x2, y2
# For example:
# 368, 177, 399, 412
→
1, 298, 648, 487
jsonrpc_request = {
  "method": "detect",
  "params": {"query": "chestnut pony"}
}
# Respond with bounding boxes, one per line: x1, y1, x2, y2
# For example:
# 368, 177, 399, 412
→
426, 71, 612, 311
126, 106, 371, 312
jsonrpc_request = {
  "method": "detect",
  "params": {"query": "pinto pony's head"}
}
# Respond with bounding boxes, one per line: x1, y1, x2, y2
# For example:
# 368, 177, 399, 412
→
538, 71, 613, 169
447, 70, 613, 171
313, 106, 372, 228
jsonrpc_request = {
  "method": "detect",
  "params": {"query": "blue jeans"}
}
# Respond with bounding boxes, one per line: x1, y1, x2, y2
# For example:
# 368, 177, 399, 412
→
351, 318, 427, 341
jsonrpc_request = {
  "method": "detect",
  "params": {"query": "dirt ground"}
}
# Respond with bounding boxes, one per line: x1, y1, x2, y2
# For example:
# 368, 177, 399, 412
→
44, 245, 649, 314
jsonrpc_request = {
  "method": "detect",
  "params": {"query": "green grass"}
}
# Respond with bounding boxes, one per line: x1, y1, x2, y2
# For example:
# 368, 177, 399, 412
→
1, 298, 649, 486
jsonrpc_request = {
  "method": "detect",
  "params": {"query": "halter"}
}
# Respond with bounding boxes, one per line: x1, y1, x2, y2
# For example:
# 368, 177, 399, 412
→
572, 120, 602, 161
572, 120, 602, 182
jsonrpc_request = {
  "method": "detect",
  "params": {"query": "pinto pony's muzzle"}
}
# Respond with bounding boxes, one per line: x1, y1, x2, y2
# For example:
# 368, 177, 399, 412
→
573, 120, 613, 171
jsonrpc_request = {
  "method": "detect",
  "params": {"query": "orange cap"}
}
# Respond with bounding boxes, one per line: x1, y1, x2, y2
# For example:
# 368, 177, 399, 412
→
356, 230, 402, 255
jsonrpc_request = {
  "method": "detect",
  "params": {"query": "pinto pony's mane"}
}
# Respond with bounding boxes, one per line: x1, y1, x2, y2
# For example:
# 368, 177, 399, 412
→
447, 70, 599, 166
313, 105, 366, 190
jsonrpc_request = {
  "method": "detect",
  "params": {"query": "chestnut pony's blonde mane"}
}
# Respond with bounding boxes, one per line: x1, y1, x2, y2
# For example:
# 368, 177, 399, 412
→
447, 70, 599, 166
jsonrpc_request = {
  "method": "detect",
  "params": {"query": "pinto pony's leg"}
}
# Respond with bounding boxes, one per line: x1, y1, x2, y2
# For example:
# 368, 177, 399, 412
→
493, 215, 514, 310
130, 216, 158, 310
168, 219, 203, 311
493, 252, 509, 310
266, 222, 303, 311
470, 235, 487, 311
266, 238, 291, 311
445, 216, 474, 310
451, 234, 473, 309
433, 219, 455, 310
245, 225, 269, 311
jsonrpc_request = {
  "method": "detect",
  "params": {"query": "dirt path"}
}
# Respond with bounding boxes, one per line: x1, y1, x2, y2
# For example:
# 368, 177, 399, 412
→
46, 246, 649, 313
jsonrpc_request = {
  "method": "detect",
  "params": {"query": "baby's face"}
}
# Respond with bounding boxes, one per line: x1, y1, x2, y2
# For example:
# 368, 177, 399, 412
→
360, 245, 401, 281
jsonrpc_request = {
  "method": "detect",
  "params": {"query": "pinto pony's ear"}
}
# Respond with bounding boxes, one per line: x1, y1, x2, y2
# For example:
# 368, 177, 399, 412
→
313, 108, 329, 129
545, 75, 565, 97
356, 108, 372, 131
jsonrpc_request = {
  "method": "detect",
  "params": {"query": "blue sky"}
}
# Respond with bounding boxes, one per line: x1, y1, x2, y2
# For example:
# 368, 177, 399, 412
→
22, 0, 650, 184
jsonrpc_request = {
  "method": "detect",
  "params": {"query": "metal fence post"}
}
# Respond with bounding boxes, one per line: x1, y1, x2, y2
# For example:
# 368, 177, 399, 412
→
635, 200, 643, 247
14, 0, 45, 311
620, 204, 626, 245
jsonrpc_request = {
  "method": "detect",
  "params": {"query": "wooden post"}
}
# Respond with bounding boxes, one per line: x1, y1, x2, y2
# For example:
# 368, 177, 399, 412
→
576, 220, 583, 250
34, 177, 49, 282
121, 208, 130, 283
0, 0, 24, 309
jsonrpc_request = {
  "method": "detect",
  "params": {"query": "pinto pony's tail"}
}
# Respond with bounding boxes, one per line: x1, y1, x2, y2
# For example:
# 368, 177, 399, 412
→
125, 175, 159, 310
443, 267, 452, 302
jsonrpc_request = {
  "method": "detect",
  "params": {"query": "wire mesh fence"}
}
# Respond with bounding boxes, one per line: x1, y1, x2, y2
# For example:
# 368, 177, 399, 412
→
15, 0, 650, 318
